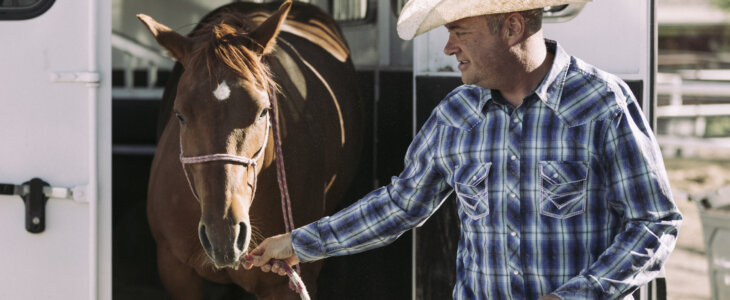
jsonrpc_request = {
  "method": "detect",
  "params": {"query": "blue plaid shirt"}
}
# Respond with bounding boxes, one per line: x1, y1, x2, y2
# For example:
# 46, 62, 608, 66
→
292, 40, 682, 299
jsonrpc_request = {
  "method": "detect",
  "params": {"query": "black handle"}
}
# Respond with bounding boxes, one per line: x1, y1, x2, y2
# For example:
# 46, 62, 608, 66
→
22, 178, 49, 233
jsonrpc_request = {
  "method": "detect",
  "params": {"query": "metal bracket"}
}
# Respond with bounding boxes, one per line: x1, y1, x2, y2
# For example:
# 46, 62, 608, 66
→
0, 178, 82, 233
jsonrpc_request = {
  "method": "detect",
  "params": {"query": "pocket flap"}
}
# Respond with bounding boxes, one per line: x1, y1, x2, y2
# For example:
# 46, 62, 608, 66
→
539, 161, 588, 184
454, 162, 492, 196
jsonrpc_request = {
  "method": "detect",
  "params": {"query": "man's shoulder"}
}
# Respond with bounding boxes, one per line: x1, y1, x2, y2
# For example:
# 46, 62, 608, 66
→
569, 56, 628, 93
431, 84, 485, 131
555, 56, 634, 126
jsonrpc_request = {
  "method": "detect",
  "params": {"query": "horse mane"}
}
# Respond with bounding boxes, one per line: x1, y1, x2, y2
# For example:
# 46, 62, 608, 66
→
188, 12, 276, 94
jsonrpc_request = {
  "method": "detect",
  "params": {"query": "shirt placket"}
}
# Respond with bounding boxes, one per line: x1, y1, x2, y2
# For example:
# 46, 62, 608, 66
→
506, 104, 525, 299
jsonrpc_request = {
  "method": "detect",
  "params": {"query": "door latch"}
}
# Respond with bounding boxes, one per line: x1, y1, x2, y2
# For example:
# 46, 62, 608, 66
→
0, 178, 80, 234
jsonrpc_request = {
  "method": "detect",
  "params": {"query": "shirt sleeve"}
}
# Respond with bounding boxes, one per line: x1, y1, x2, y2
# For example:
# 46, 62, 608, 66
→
290, 113, 452, 262
552, 87, 683, 299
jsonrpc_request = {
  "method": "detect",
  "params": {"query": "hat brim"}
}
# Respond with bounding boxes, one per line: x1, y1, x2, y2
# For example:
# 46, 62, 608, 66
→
396, 0, 592, 40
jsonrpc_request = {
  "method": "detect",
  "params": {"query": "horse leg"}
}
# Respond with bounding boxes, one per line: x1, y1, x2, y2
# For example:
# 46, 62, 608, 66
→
157, 245, 203, 300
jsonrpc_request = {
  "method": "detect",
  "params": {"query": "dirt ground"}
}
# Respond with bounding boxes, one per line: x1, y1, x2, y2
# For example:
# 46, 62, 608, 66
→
663, 158, 730, 300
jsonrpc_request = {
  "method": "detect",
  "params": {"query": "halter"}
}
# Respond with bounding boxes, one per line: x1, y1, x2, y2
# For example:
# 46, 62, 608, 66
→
179, 112, 271, 203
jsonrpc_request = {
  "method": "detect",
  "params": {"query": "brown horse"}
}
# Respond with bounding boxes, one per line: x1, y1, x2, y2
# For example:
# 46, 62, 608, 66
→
139, 1, 363, 299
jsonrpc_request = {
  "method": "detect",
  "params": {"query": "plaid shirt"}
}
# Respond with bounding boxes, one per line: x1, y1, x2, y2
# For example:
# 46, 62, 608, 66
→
292, 40, 682, 299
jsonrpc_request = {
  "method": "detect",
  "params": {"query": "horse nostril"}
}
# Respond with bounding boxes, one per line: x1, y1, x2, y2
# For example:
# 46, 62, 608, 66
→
237, 222, 247, 252
199, 225, 212, 253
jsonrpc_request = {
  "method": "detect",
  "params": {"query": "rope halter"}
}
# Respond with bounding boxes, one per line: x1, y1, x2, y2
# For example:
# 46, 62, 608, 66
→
179, 112, 271, 203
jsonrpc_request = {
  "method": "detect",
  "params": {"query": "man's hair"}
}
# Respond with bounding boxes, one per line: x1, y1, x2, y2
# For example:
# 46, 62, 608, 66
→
485, 8, 543, 35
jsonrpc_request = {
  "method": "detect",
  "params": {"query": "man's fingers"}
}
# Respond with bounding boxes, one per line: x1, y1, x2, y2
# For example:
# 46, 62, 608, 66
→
270, 261, 289, 276
249, 245, 266, 256
261, 262, 272, 273
242, 254, 254, 270
252, 254, 270, 267
271, 262, 281, 274
245, 233, 295, 272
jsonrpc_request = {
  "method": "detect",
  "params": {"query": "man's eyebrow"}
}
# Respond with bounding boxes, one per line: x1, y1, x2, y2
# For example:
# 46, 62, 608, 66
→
445, 24, 464, 31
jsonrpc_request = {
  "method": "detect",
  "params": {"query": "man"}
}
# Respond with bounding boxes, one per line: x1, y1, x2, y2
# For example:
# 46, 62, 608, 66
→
245, 0, 683, 299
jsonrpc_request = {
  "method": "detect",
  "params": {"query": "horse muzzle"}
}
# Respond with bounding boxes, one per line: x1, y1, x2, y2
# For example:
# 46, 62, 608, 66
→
198, 221, 251, 268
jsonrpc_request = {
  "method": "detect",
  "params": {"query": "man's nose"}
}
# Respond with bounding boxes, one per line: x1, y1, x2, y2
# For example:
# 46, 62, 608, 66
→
443, 35, 458, 56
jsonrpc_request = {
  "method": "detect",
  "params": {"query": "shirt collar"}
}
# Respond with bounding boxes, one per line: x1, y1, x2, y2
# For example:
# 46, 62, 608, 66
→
438, 40, 573, 130
534, 39, 571, 112
482, 39, 571, 113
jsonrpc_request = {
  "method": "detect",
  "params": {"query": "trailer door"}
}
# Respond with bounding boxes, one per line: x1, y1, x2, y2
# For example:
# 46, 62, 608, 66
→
0, 0, 111, 299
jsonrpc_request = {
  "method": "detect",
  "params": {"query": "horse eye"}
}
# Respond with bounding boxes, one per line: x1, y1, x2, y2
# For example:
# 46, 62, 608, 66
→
259, 109, 269, 120
175, 112, 186, 124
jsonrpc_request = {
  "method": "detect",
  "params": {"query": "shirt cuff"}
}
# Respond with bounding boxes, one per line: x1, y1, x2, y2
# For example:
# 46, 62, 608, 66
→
551, 275, 601, 300
291, 219, 329, 263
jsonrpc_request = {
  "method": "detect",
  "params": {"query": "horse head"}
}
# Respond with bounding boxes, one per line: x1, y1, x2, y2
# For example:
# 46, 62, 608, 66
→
138, 1, 291, 269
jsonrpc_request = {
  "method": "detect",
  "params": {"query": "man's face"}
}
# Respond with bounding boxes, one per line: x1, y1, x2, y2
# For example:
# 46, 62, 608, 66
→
444, 16, 509, 89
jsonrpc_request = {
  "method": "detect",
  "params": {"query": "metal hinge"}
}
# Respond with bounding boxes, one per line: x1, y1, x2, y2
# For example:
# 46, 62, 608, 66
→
50, 71, 101, 84
1, 178, 88, 233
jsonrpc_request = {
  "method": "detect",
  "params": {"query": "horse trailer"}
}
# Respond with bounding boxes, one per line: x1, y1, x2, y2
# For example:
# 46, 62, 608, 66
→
0, 0, 663, 299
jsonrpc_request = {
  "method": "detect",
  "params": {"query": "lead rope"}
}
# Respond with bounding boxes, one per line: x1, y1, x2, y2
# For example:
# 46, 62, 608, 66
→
270, 96, 297, 239
269, 90, 310, 300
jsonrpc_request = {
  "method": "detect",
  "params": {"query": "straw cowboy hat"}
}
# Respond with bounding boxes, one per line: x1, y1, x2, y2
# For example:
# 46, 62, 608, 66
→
397, 0, 592, 40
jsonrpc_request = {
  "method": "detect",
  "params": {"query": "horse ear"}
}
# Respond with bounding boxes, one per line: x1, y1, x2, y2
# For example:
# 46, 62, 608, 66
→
248, 0, 292, 55
137, 14, 192, 64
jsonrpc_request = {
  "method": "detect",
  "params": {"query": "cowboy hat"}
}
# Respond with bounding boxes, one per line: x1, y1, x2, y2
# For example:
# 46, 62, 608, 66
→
396, 0, 592, 40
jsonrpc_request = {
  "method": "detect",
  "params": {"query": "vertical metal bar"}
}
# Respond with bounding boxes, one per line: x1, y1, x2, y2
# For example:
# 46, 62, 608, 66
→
649, 0, 657, 129
149, 64, 158, 88
411, 34, 419, 300
125, 55, 135, 90
88, 0, 99, 298
377, 0, 390, 67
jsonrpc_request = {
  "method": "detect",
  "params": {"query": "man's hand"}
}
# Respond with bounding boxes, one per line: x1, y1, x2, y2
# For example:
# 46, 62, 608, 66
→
243, 233, 300, 276
538, 294, 561, 300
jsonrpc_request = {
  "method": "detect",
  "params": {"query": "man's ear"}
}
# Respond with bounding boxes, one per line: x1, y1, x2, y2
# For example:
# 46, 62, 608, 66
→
503, 12, 526, 46
248, 0, 292, 55
137, 14, 193, 64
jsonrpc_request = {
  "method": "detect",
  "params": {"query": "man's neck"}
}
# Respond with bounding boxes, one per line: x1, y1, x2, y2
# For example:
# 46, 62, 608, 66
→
498, 36, 554, 108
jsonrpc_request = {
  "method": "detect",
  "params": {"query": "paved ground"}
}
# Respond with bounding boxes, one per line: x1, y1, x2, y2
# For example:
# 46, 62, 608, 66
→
663, 158, 730, 300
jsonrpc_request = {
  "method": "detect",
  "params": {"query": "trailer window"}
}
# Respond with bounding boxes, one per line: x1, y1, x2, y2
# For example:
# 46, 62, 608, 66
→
331, 0, 374, 24
0, 0, 54, 20
332, 0, 366, 21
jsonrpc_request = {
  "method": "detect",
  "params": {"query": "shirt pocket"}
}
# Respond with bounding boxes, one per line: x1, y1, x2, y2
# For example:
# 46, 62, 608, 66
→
539, 161, 588, 219
454, 162, 491, 220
